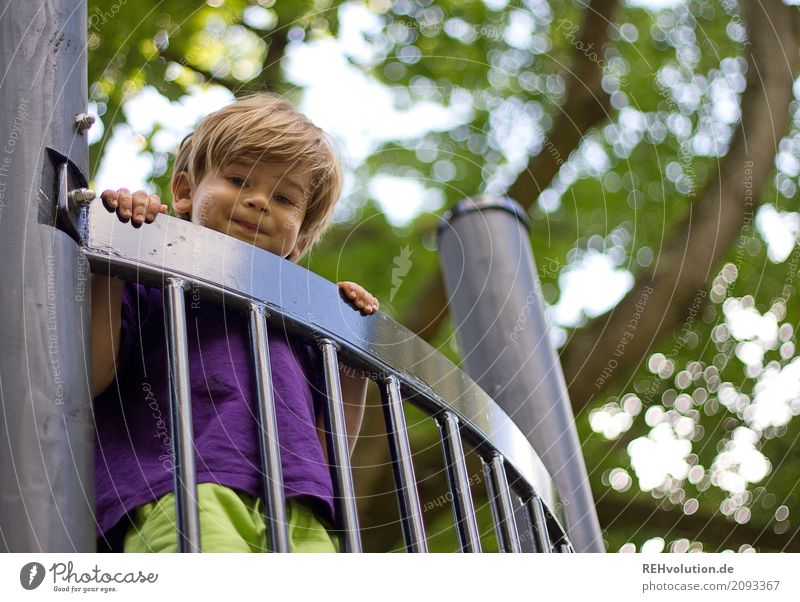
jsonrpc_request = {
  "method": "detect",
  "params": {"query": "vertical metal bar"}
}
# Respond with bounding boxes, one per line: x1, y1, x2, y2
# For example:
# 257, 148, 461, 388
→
503, 481, 538, 553
164, 278, 200, 552
248, 303, 289, 552
318, 339, 362, 552
512, 493, 538, 553
379, 375, 427, 552
435, 411, 481, 552
527, 495, 552, 553
483, 453, 521, 552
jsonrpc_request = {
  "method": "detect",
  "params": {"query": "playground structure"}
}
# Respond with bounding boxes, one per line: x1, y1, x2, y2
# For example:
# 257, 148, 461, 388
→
0, 0, 602, 553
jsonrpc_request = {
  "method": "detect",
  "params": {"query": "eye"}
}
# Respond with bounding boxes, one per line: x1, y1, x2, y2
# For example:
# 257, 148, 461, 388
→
275, 194, 295, 205
227, 176, 246, 187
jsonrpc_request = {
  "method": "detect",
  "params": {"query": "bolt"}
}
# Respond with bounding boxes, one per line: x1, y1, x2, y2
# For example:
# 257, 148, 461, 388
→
74, 113, 95, 134
68, 188, 96, 206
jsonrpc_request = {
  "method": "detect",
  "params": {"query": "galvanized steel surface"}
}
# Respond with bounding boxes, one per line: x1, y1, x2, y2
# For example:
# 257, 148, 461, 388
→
164, 278, 201, 552
379, 376, 427, 552
0, 0, 95, 552
319, 340, 362, 553
436, 411, 482, 553
438, 195, 604, 552
248, 304, 290, 552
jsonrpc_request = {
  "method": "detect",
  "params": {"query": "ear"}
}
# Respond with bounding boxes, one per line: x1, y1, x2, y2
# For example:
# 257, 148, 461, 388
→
171, 171, 193, 216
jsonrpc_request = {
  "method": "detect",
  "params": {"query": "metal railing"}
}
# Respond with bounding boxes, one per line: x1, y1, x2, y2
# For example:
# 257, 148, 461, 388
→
80, 198, 572, 553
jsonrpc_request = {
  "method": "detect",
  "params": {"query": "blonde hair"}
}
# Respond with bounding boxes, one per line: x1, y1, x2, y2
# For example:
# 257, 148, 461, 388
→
171, 93, 343, 260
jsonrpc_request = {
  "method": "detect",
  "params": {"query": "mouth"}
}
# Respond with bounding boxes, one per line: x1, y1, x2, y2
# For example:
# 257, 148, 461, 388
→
231, 217, 265, 237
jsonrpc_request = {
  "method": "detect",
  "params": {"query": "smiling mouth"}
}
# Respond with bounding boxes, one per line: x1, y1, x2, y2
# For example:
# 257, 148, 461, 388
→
232, 218, 264, 236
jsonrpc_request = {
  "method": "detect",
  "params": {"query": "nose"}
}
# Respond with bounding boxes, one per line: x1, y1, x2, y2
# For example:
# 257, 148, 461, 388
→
243, 191, 269, 212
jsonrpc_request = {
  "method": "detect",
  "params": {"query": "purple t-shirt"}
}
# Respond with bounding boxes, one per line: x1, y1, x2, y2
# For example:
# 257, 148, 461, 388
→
93, 280, 335, 541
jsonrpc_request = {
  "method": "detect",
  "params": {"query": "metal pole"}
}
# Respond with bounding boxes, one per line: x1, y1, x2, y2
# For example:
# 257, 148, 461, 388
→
482, 453, 521, 552
318, 339, 362, 552
379, 375, 427, 552
436, 411, 481, 552
528, 495, 552, 553
164, 278, 201, 552
248, 303, 289, 552
438, 196, 605, 552
0, 0, 95, 552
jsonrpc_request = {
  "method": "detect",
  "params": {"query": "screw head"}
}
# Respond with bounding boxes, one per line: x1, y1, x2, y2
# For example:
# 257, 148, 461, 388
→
68, 188, 96, 205
74, 113, 96, 134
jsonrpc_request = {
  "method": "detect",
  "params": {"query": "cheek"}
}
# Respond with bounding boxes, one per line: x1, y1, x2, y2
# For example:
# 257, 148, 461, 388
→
280, 208, 304, 231
195, 190, 220, 225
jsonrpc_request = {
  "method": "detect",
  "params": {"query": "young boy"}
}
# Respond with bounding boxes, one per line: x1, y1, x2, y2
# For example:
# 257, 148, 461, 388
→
91, 93, 379, 552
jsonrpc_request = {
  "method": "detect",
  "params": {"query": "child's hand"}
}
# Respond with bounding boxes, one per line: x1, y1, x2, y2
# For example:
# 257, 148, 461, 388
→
338, 281, 379, 315
100, 188, 168, 227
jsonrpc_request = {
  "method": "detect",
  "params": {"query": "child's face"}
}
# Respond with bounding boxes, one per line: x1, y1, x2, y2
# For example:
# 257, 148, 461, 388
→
175, 161, 311, 260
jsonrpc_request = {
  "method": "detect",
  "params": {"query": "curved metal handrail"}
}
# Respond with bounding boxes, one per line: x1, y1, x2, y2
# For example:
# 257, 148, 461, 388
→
81, 199, 561, 527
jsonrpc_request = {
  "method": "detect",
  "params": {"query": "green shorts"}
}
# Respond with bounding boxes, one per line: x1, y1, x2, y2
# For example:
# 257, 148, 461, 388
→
123, 483, 340, 553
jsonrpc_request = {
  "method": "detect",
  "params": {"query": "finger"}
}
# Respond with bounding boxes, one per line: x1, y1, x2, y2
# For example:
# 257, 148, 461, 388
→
131, 190, 150, 225
142, 196, 156, 223
159, 204, 168, 214
117, 188, 132, 221
338, 281, 358, 299
100, 189, 118, 210
143, 195, 163, 223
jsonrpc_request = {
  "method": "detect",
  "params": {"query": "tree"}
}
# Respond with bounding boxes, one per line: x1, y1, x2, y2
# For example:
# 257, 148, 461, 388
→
88, 0, 800, 552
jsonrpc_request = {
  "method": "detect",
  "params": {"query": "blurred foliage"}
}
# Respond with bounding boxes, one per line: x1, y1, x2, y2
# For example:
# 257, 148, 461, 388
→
88, 0, 800, 552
